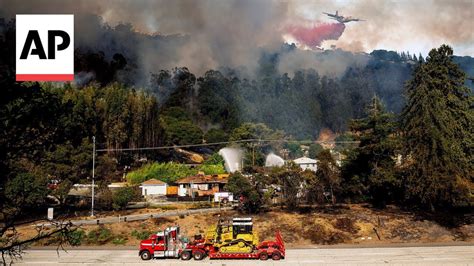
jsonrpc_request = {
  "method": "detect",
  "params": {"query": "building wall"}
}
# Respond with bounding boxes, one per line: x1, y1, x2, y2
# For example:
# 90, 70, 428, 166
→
298, 163, 317, 172
177, 183, 223, 197
141, 185, 167, 196
178, 184, 186, 196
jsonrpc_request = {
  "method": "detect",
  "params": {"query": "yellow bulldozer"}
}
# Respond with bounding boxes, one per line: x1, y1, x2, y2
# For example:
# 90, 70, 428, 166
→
204, 217, 259, 253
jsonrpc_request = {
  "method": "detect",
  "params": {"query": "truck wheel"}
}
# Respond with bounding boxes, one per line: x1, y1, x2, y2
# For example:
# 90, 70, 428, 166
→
271, 252, 281, 261
259, 252, 269, 260
181, 251, 192, 260
193, 251, 204, 260
140, 250, 151, 260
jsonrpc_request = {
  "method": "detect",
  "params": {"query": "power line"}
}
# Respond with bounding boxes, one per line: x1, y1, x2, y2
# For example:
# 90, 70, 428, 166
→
96, 139, 360, 152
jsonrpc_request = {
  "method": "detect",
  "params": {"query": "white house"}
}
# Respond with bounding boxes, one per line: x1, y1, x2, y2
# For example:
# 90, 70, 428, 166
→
140, 179, 168, 196
293, 156, 318, 172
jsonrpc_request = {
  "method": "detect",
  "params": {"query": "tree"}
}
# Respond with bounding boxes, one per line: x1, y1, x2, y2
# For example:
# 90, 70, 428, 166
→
270, 163, 304, 209
316, 150, 340, 204
286, 143, 303, 159
301, 169, 324, 205
308, 143, 323, 159
230, 123, 285, 167
225, 173, 262, 213
203, 153, 225, 165
4, 173, 48, 210
401, 45, 473, 209
204, 128, 228, 144
1, 172, 77, 264
112, 187, 137, 210
341, 97, 400, 207
42, 140, 92, 204
160, 107, 203, 145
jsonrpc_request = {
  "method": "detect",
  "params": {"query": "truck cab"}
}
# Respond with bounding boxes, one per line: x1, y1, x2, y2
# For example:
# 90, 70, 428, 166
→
139, 226, 207, 261
139, 226, 184, 260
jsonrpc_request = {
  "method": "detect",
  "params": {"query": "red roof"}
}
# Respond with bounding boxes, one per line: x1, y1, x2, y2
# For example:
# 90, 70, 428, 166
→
141, 178, 167, 185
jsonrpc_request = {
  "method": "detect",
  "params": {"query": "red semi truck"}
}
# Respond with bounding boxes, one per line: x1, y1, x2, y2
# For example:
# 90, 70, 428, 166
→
139, 225, 285, 261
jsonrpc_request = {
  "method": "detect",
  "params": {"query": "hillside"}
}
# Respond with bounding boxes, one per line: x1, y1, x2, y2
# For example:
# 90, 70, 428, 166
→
18, 204, 473, 248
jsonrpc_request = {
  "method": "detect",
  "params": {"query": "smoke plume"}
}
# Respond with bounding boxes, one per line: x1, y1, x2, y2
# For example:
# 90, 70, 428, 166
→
1, 0, 472, 79
286, 22, 346, 48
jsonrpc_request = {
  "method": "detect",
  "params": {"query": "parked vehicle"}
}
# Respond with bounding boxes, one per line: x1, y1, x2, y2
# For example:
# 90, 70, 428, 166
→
213, 192, 234, 204
139, 218, 285, 261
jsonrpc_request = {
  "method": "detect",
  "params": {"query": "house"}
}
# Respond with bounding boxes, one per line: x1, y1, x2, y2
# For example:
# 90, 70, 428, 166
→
107, 182, 128, 191
176, 174, 229, 197
293, 156, 318, 172
140, 179, 168, 196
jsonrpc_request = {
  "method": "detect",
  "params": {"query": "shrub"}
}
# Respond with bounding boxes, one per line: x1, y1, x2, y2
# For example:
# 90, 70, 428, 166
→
198, 164, 226, 175
112, 187, 136, 210
126, 162, 197, 184
68, 229, 85, 246
305, 223, 328, 244
97, 188, 114, 210
131, 230, 153, 240
87, 227, 112, 244
112, 235, 128, 245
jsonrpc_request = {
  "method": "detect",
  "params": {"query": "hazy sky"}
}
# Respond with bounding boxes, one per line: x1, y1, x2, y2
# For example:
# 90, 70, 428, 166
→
290, 0, 474, 56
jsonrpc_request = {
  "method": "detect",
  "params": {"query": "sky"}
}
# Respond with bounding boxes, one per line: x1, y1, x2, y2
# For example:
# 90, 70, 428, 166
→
290, 0, 474, 56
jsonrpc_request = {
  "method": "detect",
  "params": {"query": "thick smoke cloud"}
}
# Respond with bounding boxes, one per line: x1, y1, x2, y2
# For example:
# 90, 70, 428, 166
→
292, 0, 473, 56
1, 0, 288, 77
2, 0, 472, 79
278, 48, 370, 78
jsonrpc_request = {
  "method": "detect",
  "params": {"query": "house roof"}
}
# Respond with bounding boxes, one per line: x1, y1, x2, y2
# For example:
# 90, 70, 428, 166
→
141, 178, 167, 186
108, 182, 128, 188
176, 174, 229, 184
293, 156, 317, 164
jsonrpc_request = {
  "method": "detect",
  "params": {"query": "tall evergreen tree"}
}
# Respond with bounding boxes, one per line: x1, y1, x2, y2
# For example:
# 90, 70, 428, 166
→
341, 97, 399, 207
401, 44, 473, 209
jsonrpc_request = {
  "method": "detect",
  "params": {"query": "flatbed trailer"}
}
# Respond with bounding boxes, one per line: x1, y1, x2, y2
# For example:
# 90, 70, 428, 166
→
208, 252, 260, 259
208, 231, 285, 260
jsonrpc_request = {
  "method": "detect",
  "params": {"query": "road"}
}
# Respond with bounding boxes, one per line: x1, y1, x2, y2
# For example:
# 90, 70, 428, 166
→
12, 245, 474, 265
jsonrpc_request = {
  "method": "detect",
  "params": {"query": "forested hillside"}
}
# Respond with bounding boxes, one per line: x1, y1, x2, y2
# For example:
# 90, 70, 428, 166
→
0, 19, 473, 212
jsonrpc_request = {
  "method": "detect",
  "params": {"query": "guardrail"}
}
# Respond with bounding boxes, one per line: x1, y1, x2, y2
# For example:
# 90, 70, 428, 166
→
35, 207, 232, 227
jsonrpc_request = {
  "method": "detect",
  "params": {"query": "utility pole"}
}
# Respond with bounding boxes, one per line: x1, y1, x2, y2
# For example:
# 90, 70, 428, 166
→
91, 136, 96, 217
252, 144, 255, 167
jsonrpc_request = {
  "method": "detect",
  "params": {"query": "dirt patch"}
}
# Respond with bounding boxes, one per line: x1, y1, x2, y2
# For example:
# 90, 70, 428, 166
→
333, 217, 359, 234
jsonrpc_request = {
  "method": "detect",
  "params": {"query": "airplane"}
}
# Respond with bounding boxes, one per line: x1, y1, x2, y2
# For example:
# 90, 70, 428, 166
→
323, 10, 364, 23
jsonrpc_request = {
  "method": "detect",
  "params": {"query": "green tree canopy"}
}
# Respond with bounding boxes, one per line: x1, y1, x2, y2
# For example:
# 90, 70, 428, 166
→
160, 107, 203, 145
225, 173, 262, 213
401, 44, 474, 209
308, 143, 323, 159
230, 123, 285, 167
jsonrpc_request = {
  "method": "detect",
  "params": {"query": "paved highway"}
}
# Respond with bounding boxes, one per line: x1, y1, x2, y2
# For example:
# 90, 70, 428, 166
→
13, 245, 474, 265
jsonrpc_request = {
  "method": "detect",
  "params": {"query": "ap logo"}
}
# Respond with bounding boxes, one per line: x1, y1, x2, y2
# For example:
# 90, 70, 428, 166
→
16, 14, 74, 81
